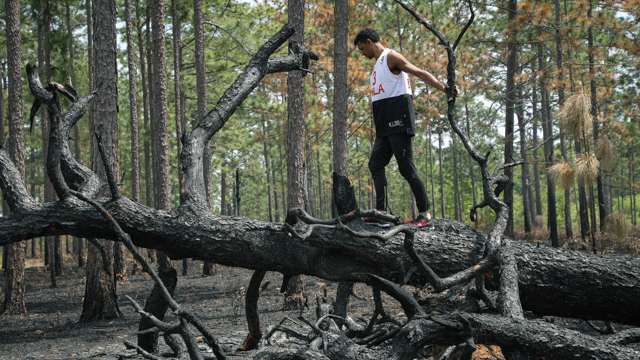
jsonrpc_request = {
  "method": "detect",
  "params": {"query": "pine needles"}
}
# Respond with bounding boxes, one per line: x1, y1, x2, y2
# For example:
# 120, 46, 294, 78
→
548, 160, 574, 189
595, 135, 614, 172
575, 154, 600, 187
556, 91, 593, 139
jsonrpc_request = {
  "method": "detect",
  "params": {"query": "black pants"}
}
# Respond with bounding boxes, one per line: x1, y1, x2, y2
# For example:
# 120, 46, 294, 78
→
368, 132, 430, 213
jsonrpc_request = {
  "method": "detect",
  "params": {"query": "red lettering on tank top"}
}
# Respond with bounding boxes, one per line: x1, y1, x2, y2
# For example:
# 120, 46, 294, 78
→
371, 84, 385, 96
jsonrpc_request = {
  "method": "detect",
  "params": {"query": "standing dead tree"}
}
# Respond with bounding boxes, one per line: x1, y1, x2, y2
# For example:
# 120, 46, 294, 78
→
0, 19, 640, 360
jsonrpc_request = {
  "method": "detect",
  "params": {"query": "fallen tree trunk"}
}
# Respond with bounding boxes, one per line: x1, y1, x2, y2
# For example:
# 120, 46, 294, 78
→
392, 313, 640, 360
1, 199, 639, 325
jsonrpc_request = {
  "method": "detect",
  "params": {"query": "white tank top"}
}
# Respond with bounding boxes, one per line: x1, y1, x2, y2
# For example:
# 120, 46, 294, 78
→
370, 48, 412, 103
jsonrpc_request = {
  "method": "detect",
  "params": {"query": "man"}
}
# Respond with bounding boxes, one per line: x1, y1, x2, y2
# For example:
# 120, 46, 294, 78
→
354, 28, 457, 229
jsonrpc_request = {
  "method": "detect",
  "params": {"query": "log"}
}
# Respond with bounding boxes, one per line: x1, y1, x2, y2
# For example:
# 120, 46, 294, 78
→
1, 200, 640, 326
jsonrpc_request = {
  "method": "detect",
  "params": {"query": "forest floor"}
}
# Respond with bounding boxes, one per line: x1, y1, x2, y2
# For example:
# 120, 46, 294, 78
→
0, 255, 415, 360
1, 225, 639, 360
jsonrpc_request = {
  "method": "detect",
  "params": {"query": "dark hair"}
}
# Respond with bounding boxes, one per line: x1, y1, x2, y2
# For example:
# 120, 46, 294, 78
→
353, 28, 380, 46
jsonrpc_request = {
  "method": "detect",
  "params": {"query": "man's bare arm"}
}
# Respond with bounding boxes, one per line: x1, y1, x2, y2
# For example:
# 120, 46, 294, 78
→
387, 51, 457, 95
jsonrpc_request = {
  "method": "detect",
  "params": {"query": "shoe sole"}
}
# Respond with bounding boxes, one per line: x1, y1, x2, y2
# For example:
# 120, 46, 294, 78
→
365, 222, 391, 228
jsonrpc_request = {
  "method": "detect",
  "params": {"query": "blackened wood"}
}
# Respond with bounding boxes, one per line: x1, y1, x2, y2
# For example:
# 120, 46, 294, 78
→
2, 0, 27, 315
392, 313, 640, 360
138, 267, 177, 353
240, 269, 266, 351
332, 173, 358, 215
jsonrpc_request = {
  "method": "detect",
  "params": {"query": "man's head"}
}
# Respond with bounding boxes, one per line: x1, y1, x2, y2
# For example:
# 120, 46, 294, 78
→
354, 28, 381, 60
353, 28, 380, 46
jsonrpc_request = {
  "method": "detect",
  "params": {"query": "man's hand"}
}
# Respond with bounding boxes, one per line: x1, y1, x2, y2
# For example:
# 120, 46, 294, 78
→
444, 85, 460, 97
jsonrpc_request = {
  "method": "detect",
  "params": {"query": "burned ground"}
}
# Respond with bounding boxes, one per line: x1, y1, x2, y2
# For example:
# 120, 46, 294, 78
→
1, 245, 638, 360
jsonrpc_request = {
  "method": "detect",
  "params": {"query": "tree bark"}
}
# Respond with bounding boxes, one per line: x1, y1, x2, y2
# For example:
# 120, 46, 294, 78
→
516, 83, 531, 233
537, 5, 559, 246
589, 0, 607, 231
504, 0, 517, 238
333, 0, 348, 177
452, 136, 461, 221
438, 127, 445, 218
139, 0, 153, 211
2, 0, 26, 314
126, 0, 142, 276
284, 0, 307, 309
81, 0, 120, 321
151, 0, 172, 269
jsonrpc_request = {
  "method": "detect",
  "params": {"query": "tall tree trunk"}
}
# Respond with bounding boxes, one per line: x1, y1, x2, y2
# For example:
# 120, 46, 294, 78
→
68, 0, 83, 268
452, 136, 461, 221
332, 0, 350, 321
333, 0, 348, 177
42, 0, 59, 286
138, 0, 154, 265
438, 127, 445, 218
531, 79, 543, 219
1, 56, 7, 269
2, 0, 26, 314
273, 152, 280, 222
428, 124, 436, 219
221, 169, 227, 215
504, 0, 518, 238
277, 117, 287, 220
81, 0, 120, 321
67, 0, 84, 269
589, 0, 606, 231
126, 0, 142, 277
555, 0, 574, 241
465, 108, 478, 228
37, 7, 47, 271
284, 0, 307, 308
517, 83, 532, 233
172, 0, 189, 276
262, 118, 274, 222
538, 3, 559, 247
151, 0, 172, 270
194, 0, 213, 276
315, 133, 323, 219
140, 0, 153, 210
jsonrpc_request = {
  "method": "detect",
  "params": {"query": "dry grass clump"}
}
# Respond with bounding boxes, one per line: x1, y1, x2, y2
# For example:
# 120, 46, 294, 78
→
605, 210, 630, 240
556, 92, 593, 139
562, 236, 588, 251
575, 154, 599, 186
547, 160, 574, 189
532, 215, 545, 228
595, 135, 614, 172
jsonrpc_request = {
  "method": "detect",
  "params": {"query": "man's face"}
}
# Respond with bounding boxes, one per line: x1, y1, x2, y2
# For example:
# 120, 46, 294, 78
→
356, 39, 374, 60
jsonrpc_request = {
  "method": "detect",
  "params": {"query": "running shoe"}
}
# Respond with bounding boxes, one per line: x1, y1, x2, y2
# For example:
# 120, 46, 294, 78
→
402, 214, 432, 229
363, 217, 391, 227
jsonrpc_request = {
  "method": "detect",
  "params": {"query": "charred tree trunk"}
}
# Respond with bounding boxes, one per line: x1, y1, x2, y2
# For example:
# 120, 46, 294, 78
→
151, 0, 172, 270
437, 127, 445, 218
283, 0, 308, 309
503, 0, 517, 238
2, 0, 26, 314
125, 0, 140, 278
137, 267, 177, 352
81, 0, 120, 321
